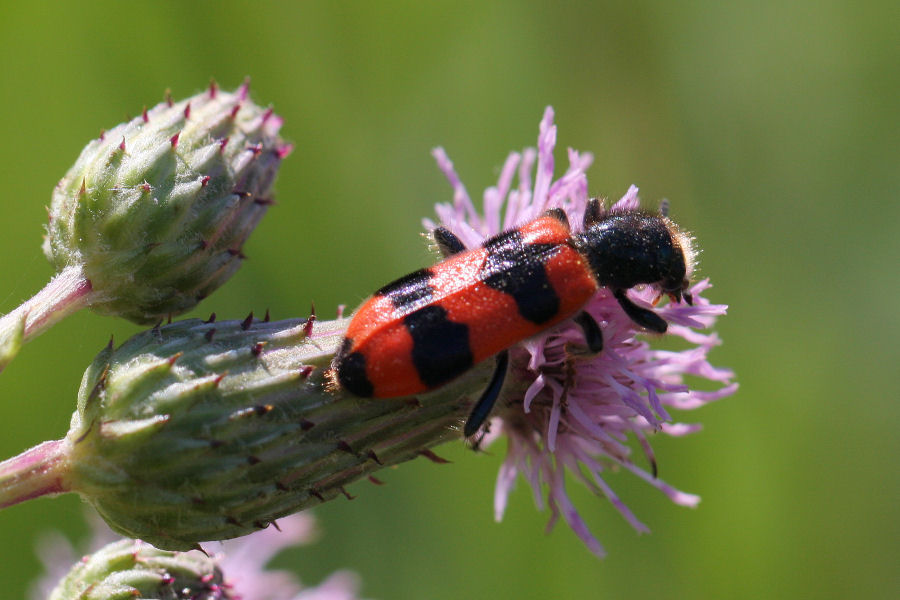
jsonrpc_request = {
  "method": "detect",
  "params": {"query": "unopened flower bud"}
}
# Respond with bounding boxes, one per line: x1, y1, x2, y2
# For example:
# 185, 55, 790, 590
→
0, 314, 482, 550
35, 513, 361, 600
47, 538, 228, 600
0, 81, 290, 373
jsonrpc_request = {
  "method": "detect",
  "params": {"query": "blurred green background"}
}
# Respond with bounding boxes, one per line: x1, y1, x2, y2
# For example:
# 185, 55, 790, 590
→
1, 1, 897, 598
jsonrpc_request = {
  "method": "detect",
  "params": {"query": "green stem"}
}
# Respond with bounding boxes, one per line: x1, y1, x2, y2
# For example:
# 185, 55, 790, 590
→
0, 439, 72, 508
0, 265, 94, 373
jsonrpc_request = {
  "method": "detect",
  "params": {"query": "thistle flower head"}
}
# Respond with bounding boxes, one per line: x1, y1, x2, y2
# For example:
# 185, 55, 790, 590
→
44, 537, 230, 599
428, 107, 737, 556
43, 80, 290, 324
0, 313, 484, 550
33, 513, 360, 600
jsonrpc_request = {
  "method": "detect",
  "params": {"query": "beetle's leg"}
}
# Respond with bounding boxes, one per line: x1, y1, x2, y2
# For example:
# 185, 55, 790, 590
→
573, 310, 603, 353
432, 226, 466, 257
659, 198, 670, 217
542, 207, 570, 229
583, 197, 604, 227
463, 350, 509, 438
613, 289, 668, 333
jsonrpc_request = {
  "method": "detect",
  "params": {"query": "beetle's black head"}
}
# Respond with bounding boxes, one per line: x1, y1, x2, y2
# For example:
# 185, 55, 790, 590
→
573, 208, 696, 305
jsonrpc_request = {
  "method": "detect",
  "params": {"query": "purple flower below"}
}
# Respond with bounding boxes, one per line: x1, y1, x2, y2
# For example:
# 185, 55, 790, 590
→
213, 513, 361, 600
426, 107, 737, 557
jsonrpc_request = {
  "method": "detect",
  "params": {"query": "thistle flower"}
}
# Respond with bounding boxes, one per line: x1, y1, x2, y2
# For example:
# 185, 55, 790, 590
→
0, 108, 733, 558
427, 106, 737, 556
32, 513, 361, 600
213, 513, 361, 600
0, 80, 291, 373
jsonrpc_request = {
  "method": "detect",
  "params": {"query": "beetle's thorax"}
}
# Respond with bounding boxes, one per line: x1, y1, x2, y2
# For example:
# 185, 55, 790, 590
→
570, 211, 691, 295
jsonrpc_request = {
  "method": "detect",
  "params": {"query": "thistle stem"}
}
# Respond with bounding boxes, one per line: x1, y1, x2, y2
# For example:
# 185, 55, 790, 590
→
0, 265, 94, 373
0, 439, 72, 508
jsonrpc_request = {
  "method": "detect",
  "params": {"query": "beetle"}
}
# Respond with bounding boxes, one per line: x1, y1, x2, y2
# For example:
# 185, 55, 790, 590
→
333, 198, 695, 437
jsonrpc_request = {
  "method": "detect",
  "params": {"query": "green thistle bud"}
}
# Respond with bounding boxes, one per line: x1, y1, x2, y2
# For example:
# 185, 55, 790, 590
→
48, 538, 228, 600
0, 314, 487, 550
0, 81, 290, 373
44, 80, 289, 322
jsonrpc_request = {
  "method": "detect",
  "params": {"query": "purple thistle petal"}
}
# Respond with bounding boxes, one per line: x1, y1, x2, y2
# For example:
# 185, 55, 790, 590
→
431, 147, 481, 234
502, 148, 537, 230
211, 514, 318, 599
431, 107, 735, 556
293, 572, 361, 600
494, 450, 520, 521
546, 388, 563, 451
562, 446, 650, 533
523, 375, 546, 413
548, 466, 607, 558
547, 148, 593, 216
612, 184, 641, 212
531, 107, 557, 218
484, 152, 521, 235
662, 422, 704, 436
